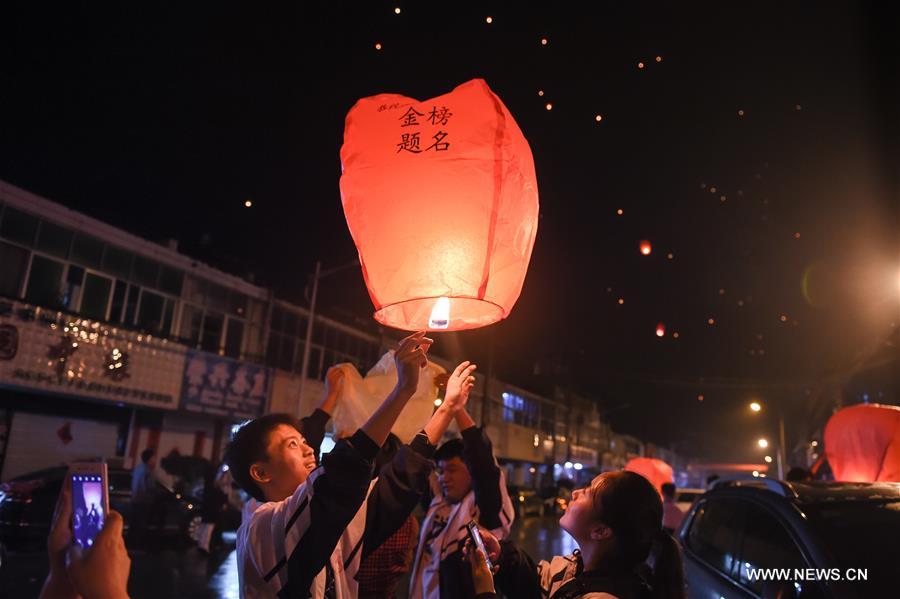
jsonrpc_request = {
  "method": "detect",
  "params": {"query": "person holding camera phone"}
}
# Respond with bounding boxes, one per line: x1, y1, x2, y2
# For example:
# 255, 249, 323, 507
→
39, 477, 132, 599
462, 471, 686, 599
408, 398, 515, 599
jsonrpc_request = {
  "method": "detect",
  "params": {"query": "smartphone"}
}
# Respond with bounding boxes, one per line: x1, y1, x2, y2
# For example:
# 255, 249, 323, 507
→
465, 520, 493, 571
69, 461, 110, 548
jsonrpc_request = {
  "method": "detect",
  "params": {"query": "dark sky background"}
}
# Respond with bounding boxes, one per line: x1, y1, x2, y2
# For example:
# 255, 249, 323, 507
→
2, 2, 897, 463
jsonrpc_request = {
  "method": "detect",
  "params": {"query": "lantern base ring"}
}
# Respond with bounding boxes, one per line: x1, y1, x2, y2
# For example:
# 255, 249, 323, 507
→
373, 295, 507, 332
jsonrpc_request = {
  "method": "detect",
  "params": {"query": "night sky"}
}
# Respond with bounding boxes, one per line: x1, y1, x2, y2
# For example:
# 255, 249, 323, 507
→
2, 2, 897, 463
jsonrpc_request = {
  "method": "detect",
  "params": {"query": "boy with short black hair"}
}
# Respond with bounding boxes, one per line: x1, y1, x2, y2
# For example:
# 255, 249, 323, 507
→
226, 332, 477, 599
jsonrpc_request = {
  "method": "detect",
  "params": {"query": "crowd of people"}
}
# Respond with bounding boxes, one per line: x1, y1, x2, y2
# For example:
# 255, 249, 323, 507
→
38, 332, 688, 599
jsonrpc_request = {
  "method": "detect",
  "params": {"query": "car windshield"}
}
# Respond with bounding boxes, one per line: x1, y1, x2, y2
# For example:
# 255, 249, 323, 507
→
804, 500, 900, 583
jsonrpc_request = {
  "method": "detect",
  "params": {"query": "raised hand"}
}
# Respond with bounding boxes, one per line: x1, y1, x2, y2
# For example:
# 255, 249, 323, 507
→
423, 361, 475, 444
394, 331, 433, 394
443, 361, 477, 414
324, 365, 344, 396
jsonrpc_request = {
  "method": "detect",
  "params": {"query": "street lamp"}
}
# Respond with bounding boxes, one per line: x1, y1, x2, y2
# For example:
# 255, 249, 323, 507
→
758, 438, 769, 449
749, 400, 786, 480
764, 455, 773, 463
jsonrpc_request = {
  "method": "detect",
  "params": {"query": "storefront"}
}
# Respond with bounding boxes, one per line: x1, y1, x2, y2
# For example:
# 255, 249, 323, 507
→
0, 299, 268, 479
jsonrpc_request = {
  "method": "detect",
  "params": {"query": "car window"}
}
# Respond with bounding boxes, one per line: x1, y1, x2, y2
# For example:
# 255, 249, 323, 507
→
736, 501, 822, 598
685, 497, 743, 578
805, 500, 900, 598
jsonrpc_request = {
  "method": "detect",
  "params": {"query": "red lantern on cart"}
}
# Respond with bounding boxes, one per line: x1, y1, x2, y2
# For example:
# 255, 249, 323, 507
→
340, 79, 539, 331
824, 403, 900, 482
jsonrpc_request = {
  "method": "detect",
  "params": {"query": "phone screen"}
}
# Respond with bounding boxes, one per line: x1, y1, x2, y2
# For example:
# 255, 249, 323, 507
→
466, 521, 493, 571
71, 473, 107, 548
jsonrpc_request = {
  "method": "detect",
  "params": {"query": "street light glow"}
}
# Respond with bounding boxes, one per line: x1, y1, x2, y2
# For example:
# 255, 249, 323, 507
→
764, 455, 773, 463
750, 401, 761, 412
758, 438, 769, 448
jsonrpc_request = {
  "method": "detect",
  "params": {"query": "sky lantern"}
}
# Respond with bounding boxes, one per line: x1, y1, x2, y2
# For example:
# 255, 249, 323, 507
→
639, 240, 652, 255
824, 403, 900, 482
625, 457, 674, 497
340, 79, 539, 331
655, 322, 665, 337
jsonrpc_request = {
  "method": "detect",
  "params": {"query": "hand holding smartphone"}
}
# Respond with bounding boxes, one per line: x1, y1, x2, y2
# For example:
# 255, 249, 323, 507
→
68, 461, 109, 549
465, 520, 494, 571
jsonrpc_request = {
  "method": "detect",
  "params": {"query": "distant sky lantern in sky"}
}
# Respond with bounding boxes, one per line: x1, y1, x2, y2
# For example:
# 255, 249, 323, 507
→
655, 323, 665, 337
639, 240, 652, 255
340, 79, 539, 331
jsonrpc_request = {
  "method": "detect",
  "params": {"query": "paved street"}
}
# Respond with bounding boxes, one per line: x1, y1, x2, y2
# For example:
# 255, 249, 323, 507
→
0, 513, 573, 598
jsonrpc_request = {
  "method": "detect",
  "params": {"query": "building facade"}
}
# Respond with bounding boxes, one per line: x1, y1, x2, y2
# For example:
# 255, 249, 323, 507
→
0, 180, 688, 487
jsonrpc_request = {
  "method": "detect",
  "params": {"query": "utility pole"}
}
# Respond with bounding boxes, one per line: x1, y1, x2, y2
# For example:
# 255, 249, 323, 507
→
297, 259, 359, 416
297, 261, 321, 416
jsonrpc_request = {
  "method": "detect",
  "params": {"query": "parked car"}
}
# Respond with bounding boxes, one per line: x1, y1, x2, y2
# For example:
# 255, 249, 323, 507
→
507, 485, 545, 518
539, 483, 573, 515
0, 466, 201, 555
678, 478, 900, 599
674, 487, 704, 514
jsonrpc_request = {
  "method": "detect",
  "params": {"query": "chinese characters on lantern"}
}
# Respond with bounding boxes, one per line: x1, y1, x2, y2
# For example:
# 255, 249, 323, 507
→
396, 105, 453, 154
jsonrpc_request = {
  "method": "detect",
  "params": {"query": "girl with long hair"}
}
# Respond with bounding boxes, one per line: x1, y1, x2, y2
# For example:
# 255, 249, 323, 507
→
466, 470, 686, 599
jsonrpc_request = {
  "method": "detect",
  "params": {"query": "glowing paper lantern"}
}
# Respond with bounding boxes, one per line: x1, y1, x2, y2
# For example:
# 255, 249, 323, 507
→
340, 79, 539, 331
824, 404, 900, 482
655, 323, 665, 337
639, 240, 652, 255
625, 457, 674, 497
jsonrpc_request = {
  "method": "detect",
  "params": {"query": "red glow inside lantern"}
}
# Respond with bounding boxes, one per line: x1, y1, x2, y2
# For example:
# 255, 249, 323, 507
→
824, 404, 900, 482
656, 323, 666, 337
340, 79, 539, 331
639, 240, 652, 255
625, 457, 674, 497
